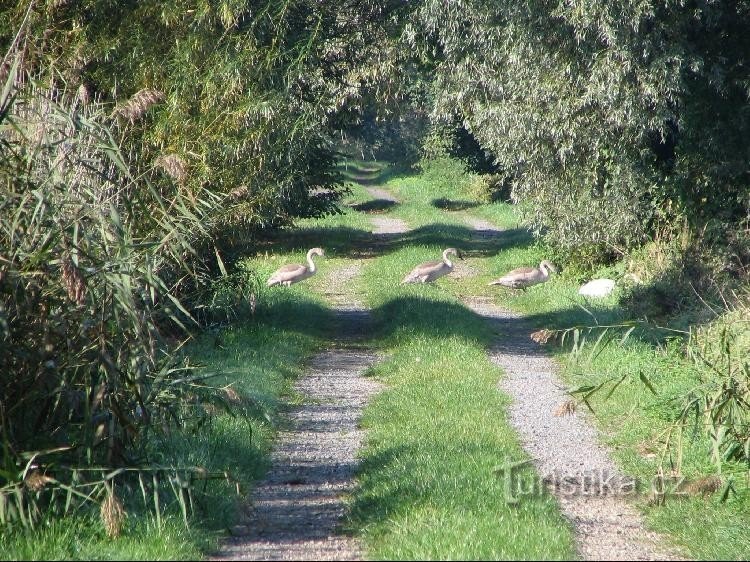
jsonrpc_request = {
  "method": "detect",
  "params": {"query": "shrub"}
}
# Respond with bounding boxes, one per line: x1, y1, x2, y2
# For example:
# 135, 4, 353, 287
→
408, 0, 750, 267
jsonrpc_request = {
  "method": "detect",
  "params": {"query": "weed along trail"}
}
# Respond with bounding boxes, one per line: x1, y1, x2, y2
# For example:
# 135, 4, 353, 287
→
459, 215, 684, 560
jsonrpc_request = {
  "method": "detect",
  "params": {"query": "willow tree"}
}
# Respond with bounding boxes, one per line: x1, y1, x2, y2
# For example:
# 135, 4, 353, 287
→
408, 0, 750, 264
1, 0, 405, 236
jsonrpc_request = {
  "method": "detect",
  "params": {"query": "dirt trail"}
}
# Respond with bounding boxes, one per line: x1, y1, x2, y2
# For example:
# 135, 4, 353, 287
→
370, 215, 408, 235
460, 216, 684, 561
213, 189, 410, 561
364, 186, 398, 203
212, 264, 380, 561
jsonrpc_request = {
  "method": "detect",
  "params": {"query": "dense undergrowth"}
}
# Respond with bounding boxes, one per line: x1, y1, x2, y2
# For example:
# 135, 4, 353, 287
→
0, 67, 318, 556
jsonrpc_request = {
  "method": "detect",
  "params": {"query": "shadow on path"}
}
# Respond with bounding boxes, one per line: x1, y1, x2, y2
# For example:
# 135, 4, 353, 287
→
257, 223, 533, 259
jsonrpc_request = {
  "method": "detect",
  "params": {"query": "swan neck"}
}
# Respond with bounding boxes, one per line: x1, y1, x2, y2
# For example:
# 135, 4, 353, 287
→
307, 251, 317, 272
443, 250, 453, 268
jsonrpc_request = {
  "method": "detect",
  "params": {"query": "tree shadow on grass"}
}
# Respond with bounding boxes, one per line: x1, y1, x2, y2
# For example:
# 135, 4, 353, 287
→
431, 197, 481, 211
348, 199, 398, 213
255, 222, 534, 260
372, 295, 495, 345
339, 160, 414, 187
393, 223, 532, 259
253, 290, 497, 345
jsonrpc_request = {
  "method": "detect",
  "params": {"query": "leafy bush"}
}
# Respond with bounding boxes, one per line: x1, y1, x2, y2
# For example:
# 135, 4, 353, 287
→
0, 0, 405, 236
680, 302, 750, 472
407, 0, 750, 266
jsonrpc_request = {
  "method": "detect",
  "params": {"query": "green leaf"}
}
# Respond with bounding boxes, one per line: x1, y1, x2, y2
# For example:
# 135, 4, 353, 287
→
215, 246, 228, 277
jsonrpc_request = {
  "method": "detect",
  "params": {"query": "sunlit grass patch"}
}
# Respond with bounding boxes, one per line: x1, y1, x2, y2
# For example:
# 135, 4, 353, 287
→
0, 515, 207, 561
348, 250, 576, 560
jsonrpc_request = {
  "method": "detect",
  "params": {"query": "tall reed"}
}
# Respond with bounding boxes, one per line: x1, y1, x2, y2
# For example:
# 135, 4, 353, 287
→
0, 61, 233, 530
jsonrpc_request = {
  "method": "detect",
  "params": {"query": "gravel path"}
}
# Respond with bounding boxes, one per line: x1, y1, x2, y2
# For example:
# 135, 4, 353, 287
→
364, 187, 399, 203
212, 264, 382, 561
459, 215, 684, 561
370, 215, 409, 235
213, 188, 411, 561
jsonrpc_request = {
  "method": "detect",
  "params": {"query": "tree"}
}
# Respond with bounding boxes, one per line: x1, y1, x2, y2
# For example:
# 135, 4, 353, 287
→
408, 0, 750, 264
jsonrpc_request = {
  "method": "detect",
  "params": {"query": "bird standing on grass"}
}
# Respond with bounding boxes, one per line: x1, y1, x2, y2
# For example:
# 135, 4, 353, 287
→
488, 260, 557, 290
266, 247, 325, 287
578, 278, 616, 298
402, 248, 462, 284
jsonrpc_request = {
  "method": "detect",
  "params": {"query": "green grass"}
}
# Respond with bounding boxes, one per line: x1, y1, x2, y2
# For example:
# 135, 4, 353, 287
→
0, 516, 208, 560
352, 157, 750, 559
348, 249, 575, 559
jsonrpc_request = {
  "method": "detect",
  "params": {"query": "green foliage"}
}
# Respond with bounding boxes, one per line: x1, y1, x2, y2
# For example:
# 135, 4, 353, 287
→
0, 0, 411, 534
0, 69, 234, 531
0, 0, 408, 232
551, 296, 750, 478
406, 0, 750, 266
680, 303, 750, 472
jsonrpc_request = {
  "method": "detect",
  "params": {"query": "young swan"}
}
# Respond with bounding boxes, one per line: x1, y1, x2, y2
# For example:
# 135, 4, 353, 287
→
488, 260, 557, 290
578, 273, 641, 298
401, 248, 462, 284
266, 247, 325, 287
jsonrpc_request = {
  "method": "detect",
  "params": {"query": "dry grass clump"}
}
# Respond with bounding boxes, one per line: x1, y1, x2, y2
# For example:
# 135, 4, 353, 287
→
530, 329, 554, 344
113, 88, 165, 122
100, 491, 126, 538
61, 257, 86, 305
679, 475, 723, 498
24, 471, 54, 492
156, 154, 188, 183
553, 399, 577, 417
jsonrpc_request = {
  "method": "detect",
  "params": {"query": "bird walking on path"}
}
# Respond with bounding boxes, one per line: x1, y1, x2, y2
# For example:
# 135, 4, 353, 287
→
488, 260, 557, 290
402, 248, 462, 284
266, 247, 325, 287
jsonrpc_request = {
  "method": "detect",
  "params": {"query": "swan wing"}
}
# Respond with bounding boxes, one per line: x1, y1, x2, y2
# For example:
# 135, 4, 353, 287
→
267, 263, 307, 286
402, 260, 444, 283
